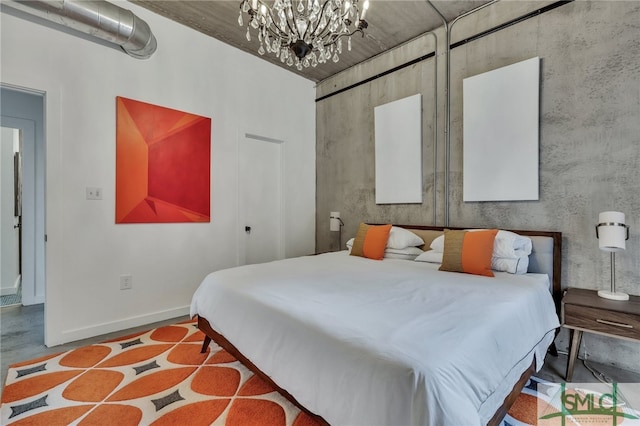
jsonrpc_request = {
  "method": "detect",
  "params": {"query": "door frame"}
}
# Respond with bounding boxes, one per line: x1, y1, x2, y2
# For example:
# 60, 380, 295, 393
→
236, 131, 285, 266
0, 84, 46, 306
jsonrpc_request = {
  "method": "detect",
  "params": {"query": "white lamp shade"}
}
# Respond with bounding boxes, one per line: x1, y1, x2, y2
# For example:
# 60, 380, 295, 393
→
597, 211, 627, 252
330, 212, 341, 232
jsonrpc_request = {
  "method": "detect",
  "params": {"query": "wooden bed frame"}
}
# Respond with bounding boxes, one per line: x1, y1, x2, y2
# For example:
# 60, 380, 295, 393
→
197, 225, 562, 426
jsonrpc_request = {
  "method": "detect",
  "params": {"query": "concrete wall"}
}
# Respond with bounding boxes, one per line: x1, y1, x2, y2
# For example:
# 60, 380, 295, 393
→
317, 32, 442, 252
316, 1, 640, 371
1, 1, 316, 346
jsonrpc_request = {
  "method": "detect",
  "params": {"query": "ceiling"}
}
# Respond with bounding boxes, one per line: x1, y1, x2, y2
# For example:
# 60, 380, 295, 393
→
131, 1, 492, 83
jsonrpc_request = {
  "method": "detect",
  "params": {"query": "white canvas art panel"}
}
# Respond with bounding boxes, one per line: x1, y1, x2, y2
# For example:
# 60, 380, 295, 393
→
463, 57, 540, 201
374, 94, 423, 204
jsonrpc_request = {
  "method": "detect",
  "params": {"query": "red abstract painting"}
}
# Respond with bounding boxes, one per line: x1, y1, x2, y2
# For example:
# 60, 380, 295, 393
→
116, 97, 211, 223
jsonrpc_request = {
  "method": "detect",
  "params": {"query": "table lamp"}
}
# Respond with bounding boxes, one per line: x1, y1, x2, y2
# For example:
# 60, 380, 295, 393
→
595, 211, 630, 301
330, 211, 344, 250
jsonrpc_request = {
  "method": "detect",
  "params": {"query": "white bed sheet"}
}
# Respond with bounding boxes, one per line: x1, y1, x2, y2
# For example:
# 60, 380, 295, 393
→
190, 251, 560, 426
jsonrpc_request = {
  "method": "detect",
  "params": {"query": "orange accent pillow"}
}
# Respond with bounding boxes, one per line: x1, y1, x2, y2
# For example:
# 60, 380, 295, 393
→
350, 223, 392, 260
439, 229, 498, 277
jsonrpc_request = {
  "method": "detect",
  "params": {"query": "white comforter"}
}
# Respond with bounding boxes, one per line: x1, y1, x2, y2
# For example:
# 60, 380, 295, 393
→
190, 251, 559, 426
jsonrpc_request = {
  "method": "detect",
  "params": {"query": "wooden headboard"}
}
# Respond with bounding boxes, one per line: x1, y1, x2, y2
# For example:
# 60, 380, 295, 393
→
391, 225, 563, 303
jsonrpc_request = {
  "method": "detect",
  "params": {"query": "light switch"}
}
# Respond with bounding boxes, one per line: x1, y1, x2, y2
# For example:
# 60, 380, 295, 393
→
86, 187, 103, 200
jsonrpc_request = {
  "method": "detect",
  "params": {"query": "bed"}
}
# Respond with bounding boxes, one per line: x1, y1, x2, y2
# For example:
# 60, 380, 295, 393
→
190, 225, 562, 425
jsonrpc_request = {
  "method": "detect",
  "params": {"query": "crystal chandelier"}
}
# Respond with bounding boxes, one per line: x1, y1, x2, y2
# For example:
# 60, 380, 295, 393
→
238, 0, 370, 70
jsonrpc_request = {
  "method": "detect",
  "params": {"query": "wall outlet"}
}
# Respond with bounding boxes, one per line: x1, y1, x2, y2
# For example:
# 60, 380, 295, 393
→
86, 187, 103, 200
120, 274, 133, 290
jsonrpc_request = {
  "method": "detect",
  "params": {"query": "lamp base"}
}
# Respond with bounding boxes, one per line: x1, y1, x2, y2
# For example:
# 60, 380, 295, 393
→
597, 290, 629, 301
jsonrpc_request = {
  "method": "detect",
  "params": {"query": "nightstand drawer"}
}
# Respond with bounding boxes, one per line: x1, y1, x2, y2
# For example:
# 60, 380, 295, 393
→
564, 304, 640, 340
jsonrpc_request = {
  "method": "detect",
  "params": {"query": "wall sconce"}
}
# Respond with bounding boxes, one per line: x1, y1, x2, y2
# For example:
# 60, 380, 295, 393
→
595, 211, 630, 301
330, 211, 344, 250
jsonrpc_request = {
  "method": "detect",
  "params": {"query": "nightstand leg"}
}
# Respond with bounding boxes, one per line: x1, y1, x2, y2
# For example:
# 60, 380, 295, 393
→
566, 329, 583, 382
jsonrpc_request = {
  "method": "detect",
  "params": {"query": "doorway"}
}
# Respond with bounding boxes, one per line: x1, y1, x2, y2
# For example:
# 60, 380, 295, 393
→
0, 85, 46, 307
238, 133, 284, 266
0, 127, 22, 306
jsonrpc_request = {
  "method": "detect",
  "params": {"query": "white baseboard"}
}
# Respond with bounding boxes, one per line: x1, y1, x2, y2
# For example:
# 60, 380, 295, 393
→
0, 287, 16, 296
49, 305, 191, 347
1, 275, 21, 296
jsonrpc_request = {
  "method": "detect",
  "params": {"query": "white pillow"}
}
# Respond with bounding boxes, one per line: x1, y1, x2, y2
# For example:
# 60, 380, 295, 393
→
384, 246, 424, 260
414, 250, 443, 263
492, 256, 529, 274
429, 229, 532, 258
415, 249, 529, 274
347, 238, 423, 260
346, 237, 355, 249
386, 226, 424, 249
493, 230, 532, 257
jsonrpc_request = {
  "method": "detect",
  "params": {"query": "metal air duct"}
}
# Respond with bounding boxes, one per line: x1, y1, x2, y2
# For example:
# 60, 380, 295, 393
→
3, 0, 157, 59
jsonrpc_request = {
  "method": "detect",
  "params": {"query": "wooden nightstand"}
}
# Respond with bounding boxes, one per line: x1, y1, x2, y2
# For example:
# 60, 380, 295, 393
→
561, 287, 640, 381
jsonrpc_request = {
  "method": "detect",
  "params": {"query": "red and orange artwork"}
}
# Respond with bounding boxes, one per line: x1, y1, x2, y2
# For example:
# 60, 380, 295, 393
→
115, 97, 211, 223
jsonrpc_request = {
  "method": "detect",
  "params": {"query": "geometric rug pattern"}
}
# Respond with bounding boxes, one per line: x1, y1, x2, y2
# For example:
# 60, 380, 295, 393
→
4, 317, 607, 426
501, 376, 640, 426
502, 376, 552, 426
1, 319, 317, 425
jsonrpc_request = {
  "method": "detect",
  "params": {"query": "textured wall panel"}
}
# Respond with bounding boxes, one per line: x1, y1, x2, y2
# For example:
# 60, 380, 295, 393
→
316, 1, 640, 371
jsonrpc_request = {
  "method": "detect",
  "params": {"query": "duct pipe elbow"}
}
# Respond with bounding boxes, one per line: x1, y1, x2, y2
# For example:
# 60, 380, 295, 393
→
61, 0, 157, 59
121, 13, 157, 59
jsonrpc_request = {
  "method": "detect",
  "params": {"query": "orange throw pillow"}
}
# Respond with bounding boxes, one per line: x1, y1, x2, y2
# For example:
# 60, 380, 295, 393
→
439, 229, 498, 277
350, 223, 392, 260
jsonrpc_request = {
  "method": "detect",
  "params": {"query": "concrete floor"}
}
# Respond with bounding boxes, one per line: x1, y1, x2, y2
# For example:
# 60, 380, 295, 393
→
2, 304, 639, 397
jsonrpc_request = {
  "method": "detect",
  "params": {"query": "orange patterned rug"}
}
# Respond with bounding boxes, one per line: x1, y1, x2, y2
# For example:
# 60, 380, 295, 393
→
1, 319, 572, 426
1, 319, 317, 425
503, 376, 640, 426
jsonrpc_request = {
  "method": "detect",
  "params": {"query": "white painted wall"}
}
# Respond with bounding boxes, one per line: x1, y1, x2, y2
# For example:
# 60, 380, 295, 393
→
0, 2, 316, 346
